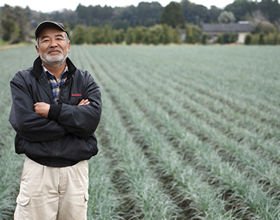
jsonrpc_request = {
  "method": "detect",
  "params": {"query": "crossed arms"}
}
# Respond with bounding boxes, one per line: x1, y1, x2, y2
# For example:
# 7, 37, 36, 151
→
34, 99, 90, 118
9, 71, 102, 142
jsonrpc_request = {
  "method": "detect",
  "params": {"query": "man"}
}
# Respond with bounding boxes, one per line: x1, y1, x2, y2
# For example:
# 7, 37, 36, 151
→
9, 21, 102, 220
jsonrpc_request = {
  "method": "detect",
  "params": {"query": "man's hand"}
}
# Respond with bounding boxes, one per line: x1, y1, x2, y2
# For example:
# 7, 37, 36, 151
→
34, 102, 50, 118
78, 99, 90, 106
34, 99, 89, 118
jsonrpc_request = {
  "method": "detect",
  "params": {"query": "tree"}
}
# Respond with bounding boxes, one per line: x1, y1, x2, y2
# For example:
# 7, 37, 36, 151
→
113, 29, 125, 43
185, 24, 202, 43
51, 9, 78, 29
208, 6, 222, 23
245, 34, 252, 44
161, 2, 185, 28
258, 0, 280, 22
0, 5, 30, 43
255, 20, 277, 33
135, 2, 163, 26
225, 0, 258, 21
125, 27, 136, 44
71, 25, 88, 44
218, 11, 236, 23
161, 24, 175, 44
181, 0, 210, 24
76, 4, 114, 26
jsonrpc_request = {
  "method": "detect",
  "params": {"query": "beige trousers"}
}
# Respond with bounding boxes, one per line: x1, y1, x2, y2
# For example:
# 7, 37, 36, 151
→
14, 157, 89, 220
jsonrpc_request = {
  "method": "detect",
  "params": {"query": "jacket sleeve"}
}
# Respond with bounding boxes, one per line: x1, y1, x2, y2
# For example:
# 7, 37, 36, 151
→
9, 72, 67, 142
48, 72, 102, 138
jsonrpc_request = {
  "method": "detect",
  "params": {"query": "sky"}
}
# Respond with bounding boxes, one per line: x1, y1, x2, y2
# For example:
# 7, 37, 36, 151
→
1, 0, 235, 12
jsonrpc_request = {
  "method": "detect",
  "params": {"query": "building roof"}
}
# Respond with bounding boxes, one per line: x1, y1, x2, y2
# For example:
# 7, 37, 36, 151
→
202, 22, 255, 33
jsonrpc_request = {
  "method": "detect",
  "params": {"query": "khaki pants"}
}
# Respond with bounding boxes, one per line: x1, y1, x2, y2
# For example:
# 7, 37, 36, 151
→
14, 157, 89, 220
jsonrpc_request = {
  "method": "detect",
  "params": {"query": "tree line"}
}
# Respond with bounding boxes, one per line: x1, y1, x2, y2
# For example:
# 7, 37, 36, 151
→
0, 0, 280, 45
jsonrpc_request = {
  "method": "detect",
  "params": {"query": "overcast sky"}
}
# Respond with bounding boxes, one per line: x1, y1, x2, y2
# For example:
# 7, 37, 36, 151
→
1, 0, 235, 12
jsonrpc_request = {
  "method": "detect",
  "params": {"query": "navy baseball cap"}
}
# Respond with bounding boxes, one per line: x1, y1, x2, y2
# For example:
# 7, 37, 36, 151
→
35, 21, 68, 39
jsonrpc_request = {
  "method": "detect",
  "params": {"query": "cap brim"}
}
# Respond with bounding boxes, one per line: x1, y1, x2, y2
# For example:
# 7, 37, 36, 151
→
35, 21, 68, 39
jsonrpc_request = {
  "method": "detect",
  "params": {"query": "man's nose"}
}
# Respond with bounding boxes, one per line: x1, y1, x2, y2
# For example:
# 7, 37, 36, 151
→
49, 39, 58, 47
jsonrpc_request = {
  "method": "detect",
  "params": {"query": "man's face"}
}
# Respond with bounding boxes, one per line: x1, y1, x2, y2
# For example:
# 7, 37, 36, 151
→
36, 27, 70, 67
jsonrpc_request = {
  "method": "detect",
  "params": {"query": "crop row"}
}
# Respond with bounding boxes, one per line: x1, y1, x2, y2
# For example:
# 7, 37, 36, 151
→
0, 45, 279, 220
86, 52, 236, 220
80, 45, 280, 219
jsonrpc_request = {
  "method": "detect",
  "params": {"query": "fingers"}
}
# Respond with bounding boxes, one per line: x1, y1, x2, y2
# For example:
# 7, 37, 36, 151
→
78, 99, 90, 106
33, 102, 50, 118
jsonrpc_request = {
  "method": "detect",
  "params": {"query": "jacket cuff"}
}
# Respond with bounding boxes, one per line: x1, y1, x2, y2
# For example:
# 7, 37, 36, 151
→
48, 104, 62, 120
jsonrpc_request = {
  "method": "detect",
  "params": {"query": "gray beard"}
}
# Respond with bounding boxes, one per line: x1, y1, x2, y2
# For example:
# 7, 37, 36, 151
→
40, 53, 68, 67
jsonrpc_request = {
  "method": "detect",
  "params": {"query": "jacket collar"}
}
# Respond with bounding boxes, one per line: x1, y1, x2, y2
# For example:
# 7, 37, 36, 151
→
31, 56, 77, 79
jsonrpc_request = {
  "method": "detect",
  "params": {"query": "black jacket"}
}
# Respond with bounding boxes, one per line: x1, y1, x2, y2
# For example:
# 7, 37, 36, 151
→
9, 57, 102, 167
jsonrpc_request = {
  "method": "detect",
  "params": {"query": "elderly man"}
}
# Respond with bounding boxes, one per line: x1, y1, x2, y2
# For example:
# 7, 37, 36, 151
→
9, 21, 102, 220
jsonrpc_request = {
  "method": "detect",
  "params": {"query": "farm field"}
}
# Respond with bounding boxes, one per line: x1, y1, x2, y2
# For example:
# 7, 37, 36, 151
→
0, 45, 280, 220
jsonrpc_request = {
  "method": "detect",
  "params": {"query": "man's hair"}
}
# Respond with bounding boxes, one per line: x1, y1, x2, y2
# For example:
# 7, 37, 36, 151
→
36, 32, 70, 47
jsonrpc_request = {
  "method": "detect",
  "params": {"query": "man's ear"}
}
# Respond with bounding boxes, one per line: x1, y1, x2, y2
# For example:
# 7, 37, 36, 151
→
35, 44, 39, 53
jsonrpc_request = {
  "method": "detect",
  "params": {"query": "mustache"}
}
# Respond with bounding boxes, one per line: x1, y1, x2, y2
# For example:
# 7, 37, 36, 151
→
48, 49, 62, 53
